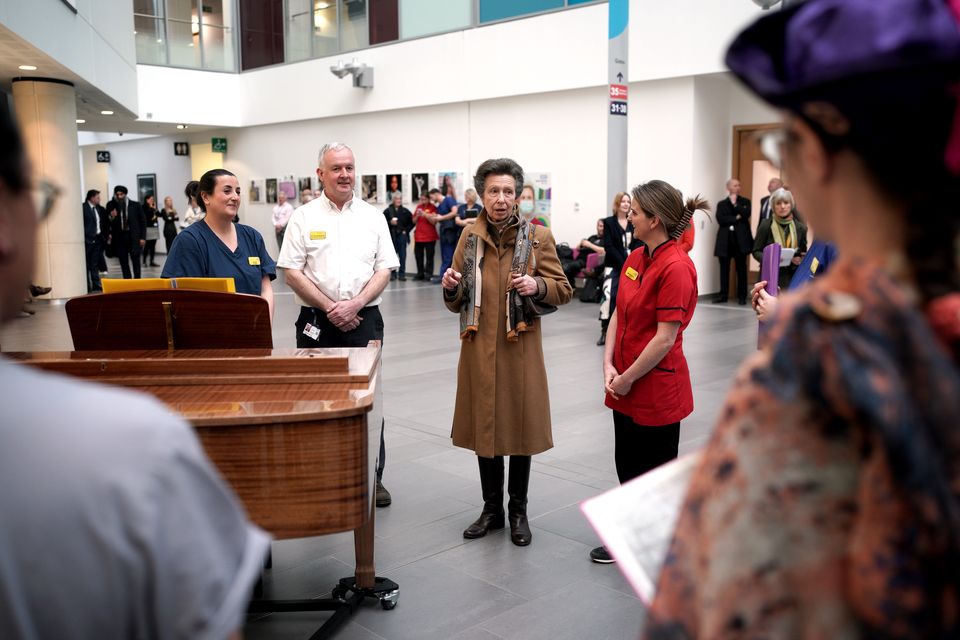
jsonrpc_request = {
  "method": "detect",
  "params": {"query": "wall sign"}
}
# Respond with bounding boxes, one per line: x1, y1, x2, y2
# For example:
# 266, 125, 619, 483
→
96, 150, 110, 163
173, 142, 190, 156
212, 137, 228, 153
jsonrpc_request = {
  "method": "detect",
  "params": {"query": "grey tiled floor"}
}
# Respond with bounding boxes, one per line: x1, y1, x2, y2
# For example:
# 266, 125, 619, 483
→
1, 257, 758, 639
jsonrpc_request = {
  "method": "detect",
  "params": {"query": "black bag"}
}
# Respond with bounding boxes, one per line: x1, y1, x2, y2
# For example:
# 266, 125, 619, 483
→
555, 242, 575, 261
579, 277, 601, 303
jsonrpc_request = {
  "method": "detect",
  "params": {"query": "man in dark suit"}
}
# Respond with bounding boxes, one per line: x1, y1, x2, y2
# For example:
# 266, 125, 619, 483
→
383, 191, 414, 281
713, 178, 753, 304
82, 189, 106, 292
106, 185, 146, 279
758, 177, 783, 222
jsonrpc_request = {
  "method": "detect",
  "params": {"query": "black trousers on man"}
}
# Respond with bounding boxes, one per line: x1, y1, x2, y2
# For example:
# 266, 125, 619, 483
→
85, 239, 102, 292
115, 232, 142, 279
296, 305, 387, 483
717, 252, 748, 303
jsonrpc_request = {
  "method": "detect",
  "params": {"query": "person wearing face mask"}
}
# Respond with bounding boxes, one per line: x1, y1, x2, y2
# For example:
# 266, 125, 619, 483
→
161, 170, 276, 319
518, 184, 541, 225
441, 158, 573, 547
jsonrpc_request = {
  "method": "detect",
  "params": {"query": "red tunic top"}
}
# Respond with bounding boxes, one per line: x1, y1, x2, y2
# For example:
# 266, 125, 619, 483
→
678, 224, 695, 253
605, 240, 697, 426
413, 203, 439, 242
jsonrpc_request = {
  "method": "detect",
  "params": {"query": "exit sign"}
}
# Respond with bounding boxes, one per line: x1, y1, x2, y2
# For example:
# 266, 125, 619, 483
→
212, 137, 227, 153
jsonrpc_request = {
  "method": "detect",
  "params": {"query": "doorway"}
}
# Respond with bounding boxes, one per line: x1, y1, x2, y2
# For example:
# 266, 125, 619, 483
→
732, 123, 780, 272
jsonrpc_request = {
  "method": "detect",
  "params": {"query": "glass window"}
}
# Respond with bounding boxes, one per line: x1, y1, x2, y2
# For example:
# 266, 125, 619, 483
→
165, 0, 200, 67
134, 14, 167, 65
339, 0, 368, 52
313, 1, 339, 58
479, 0, 563, 23
399, 0, 470, 40
285, 0, 312, 62
198, 0, 237, 71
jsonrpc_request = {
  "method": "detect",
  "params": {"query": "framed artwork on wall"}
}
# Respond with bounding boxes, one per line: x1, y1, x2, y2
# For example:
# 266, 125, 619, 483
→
249, 179, 265, 204
278, 179, 297, 200
361, 175, 378, 203
411, 173, 428, 201
265, 178, 278, 204
136, 173, 156, 204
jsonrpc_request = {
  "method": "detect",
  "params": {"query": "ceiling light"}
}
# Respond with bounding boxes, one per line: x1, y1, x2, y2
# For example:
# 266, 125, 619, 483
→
176, 124, 187, 129
18, 65, 37, 71
100, 110, 114, 115
76, 119, 86, 124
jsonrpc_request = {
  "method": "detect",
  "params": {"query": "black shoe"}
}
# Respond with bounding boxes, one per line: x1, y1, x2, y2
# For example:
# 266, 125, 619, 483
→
29, 285, 51, 297
463, 509, 505, 539
507, 455, 532, 546
596, 331, 606, 346
375, 480, 392, 508
712, 297, 728, 304
150, 262, 159, 267
413, 275, 425, 281
738, 297, 747, 305
398, 276, 407, 281
590, 546, 616, 563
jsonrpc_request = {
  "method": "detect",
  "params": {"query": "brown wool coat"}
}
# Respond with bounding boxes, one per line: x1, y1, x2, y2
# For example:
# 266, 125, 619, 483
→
443, 213, 573, 458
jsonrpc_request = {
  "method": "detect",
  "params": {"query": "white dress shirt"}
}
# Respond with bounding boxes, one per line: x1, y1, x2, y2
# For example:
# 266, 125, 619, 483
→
271, 201, 294, 229
277, 191, 399, 307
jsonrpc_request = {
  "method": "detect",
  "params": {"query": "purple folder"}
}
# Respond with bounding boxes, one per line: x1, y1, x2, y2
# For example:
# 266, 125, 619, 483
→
757, 243, 781, 348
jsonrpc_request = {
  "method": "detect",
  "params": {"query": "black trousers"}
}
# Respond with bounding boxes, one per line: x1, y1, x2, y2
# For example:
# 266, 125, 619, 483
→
115, 233, 141, 279
717, 253, 748, 301
143, 239, 157, 265
296, 305, 387, 481
612, 410, 680, 484
84, 239, 102, 292
414, 241, 435, 278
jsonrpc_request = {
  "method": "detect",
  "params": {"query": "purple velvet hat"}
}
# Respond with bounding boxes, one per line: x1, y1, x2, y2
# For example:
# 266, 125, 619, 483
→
726, 0, 960, 173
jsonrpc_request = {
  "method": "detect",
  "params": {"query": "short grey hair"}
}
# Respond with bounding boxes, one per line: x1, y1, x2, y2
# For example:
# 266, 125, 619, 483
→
465, 188, 477, 199
392, 191, 402, 199
770, 187, 795, 209
318, 142, 353, 167
473, 158, 524, 197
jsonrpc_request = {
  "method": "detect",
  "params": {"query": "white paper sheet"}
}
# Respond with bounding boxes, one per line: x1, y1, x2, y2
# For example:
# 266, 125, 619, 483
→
580, 451, 701, 604
779, 247, 796, 267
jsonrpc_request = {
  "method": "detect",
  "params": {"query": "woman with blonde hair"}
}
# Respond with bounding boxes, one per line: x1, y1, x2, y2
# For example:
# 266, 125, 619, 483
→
597, 191, 639, 345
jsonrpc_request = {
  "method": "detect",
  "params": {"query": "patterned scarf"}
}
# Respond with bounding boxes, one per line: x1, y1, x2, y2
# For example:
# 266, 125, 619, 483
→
770, 215, 797, 248
458, 213, 539, 342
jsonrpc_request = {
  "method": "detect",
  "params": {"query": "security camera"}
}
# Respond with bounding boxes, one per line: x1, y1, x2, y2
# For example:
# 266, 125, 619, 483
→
751, 0, 782, 8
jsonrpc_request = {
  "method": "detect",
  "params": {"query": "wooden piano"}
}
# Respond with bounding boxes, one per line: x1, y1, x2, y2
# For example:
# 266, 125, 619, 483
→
10, 289, 399, 638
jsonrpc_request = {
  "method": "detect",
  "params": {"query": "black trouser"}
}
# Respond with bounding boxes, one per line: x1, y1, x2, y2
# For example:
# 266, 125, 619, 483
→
414, 241, 435, 278
143, 239, 157, 265
612, 410, 680, 484
392, 232, 409, 277
84, 239, 102, 292
717, 252, 748, 301
163, 226, 177, 254
296, 305, 387, 482
115, 233, 141, 279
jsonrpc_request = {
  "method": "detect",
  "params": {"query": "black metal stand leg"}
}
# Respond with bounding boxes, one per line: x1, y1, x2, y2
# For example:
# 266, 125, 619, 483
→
332, 576, 400, 610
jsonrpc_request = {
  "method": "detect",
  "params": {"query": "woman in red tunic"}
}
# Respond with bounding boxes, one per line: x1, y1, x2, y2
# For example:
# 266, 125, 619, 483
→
590, 180, 708, 563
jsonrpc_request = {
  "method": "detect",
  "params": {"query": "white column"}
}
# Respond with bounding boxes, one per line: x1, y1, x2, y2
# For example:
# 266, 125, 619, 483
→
12, 78, 86, 299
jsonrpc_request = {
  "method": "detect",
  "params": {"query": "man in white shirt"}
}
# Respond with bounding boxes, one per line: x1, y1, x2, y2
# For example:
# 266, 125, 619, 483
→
272, 190, 295, 252
278, 142, 399, 507
0, 103, 268, 640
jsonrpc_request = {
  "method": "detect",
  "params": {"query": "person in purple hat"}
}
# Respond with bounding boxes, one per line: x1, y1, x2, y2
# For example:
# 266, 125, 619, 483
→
643, 1, 960, 637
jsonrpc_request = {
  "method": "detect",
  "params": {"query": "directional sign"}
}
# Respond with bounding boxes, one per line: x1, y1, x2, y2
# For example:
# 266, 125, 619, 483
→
212, 137, 227, 153
609, 84, 628, 100
96, 150, 110, 163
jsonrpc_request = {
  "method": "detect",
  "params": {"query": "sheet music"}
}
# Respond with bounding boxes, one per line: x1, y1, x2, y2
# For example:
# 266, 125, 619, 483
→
580, 451, 701, 604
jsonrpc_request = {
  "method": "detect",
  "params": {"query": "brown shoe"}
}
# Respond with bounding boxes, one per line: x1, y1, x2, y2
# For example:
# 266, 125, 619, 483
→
375, 480, 392, 507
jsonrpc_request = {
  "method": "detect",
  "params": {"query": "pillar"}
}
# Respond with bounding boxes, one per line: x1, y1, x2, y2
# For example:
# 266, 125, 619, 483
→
606, 0, 629, 204
12, 78, 85, 299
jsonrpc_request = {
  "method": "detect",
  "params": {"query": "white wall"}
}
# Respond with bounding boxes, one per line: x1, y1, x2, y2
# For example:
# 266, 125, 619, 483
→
0, 0, 138, 113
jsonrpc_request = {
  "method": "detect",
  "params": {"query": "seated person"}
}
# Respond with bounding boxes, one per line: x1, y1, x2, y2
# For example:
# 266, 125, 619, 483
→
0, 103, 269, 639
751, 187, 807, 290
163, 171, 276, 319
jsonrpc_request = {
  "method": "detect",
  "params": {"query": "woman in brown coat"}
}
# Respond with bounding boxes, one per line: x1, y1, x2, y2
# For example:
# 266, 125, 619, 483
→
441, 157, 573, 546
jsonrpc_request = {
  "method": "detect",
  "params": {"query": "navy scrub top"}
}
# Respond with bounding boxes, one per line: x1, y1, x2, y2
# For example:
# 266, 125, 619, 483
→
161, 220, 276, 295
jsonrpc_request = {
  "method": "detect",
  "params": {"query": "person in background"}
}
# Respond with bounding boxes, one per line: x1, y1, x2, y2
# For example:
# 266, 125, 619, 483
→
751, 187, 808, 290
180, 182, 203, 230
383, 191, 413, 281
160, 195, 178, 254
105, 185, 146, 279
271, 190, 294, 253
598, 191, 639, 345
645, 1, 960, 636
313, 188, 322, 199
413, 191, 439, 281
82, 189, 105, 293
442, 157, 573, 547
431, 187, 460, 283
300, 187, 313, 206
518, 184, 543, 226
142, 193, 160, 267
758, 176, 783, 222
456, 188, 482, 231
0, 96, 269, 640
590, 181, 706, 564
162, 170, 276, 319
713, 177, 753, 304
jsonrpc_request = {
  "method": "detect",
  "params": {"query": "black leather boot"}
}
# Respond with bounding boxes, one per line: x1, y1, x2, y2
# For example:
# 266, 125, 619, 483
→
463, 456, 505, 539
507, 455, 532, 546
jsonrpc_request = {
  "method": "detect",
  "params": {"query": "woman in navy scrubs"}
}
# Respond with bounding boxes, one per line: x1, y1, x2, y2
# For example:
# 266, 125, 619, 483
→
162, 169, 276, 319
590, 180, 707, 564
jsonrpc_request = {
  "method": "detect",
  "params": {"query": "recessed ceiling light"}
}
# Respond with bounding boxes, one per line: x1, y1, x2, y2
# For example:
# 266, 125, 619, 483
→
100, 110, 114, 115
76, 119, 86, 124
18, 65, 37, 71
176, 124, 187, 130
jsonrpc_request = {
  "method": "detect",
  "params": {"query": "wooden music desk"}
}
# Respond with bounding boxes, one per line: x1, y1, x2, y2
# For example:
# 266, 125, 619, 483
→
9, 345, 399, 635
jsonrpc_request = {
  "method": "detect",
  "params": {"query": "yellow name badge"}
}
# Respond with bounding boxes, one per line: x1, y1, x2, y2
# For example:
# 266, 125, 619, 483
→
310, 230, 327, 240
810, 257, 820, 274
625, 267, 639, 281
248, 256, 261, 266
